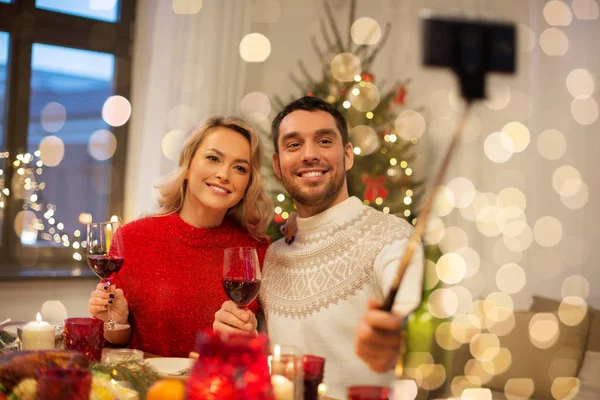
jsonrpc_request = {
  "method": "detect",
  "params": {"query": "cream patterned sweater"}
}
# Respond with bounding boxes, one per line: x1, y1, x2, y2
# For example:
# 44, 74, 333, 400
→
260, 197, 424, 400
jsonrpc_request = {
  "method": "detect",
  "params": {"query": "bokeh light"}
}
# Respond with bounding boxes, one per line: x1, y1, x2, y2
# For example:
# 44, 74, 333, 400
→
484, 132, 514, 163
561, 274, 590, 299
161, 130, 186, 161
466, 357, 495, 383
481, 347, 512, 376
501, 122, 530, 153
436, 253, 467, 284
348, 82, 381, 112
543, 0, 573, 25
571, 96, 599, 125
40, 102, 66, 133
102, 95, 131, 127
438, 226, 468, 253
431, 185, 455, 217
539, 28, 569, 56
415, 364, 446, 391
172, 0, 203, 14
349, 125, 379, 155
561, 181, 589, 209
239, 33, 271, 62
551, 377, 580, 400
450, 285, 473, 315
533, 216, 563, 247
240, 92, 271, 123
558, 296, 588, 326
39, 136, 65, 167
572, 0, 600, 19
537, 129, 567, 160
566, 69, 595, 98
88, 129, 117, 161
484, 82, 511, 110
395, 110, 426, 141
529, 313, 559, 349
350, 17, 382, 45
455, 247, 480, 278
424, 260, 439, 290
552, 165, 582, 196
428, 288, 459, 318
496, 263, 526, 294
330, 53, 362, 82
447, 177, 476, 209
476, 205, 506, 237
436, 321, 462, 351
504, 378, 535, 400
423, 216, 445, 245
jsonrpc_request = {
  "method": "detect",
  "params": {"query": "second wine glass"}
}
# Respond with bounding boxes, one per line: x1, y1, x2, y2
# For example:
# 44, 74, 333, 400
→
86, 221, 124, 330
222, 247, 262, 308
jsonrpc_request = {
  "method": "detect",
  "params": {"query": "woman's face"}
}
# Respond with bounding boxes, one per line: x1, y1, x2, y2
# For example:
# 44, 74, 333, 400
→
184, 127, 252, 215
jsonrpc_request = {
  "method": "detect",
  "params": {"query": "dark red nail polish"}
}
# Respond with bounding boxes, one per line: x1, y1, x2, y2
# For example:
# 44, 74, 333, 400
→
109, 294, 115, 299
104, 286, 109, 291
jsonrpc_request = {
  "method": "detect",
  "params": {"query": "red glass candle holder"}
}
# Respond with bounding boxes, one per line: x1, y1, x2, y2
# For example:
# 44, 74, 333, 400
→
347, 385, 390, 400
63, 318, 104, 361
186, 329, 274, 400
302, 355, 325, 400
37, 367, 92, 400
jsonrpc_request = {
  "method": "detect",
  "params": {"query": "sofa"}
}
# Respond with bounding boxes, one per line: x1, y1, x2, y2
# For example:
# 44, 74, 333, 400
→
429, 296, 600, 400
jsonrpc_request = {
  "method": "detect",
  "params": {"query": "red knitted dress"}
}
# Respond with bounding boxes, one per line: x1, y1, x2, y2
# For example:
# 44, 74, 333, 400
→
112, 213, 267, 357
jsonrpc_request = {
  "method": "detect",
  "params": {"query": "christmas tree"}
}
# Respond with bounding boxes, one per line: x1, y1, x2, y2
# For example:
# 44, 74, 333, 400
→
266, 0, 424, 237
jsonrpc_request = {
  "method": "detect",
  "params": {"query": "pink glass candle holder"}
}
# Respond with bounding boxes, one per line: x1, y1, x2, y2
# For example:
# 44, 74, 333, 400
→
63, 318, 104, 361
302, 355, 325, 400
347, 386, 390, 400
37, 367, 92, 400
186, 329, 274, 400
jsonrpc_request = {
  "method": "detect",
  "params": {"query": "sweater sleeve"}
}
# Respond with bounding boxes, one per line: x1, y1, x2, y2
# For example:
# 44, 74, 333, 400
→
373, 238, 424, 317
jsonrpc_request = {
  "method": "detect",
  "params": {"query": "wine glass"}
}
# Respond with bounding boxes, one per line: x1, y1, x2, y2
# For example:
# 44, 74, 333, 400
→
222, 247, 262, 308
86, 221, 124, 330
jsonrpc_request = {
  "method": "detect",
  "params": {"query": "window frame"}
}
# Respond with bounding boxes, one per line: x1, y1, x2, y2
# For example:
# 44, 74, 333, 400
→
0, 0, 136, 278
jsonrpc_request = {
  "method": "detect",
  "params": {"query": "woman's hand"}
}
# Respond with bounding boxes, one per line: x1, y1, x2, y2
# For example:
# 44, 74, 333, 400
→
280, 211, 298, 245
213, 301, 257, 335
88, 283, 129, 325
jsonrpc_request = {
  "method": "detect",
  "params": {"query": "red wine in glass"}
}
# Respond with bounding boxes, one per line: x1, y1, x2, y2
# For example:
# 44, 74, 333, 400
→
87, 255, 124, 283
223, 247, 262, 308
222, 278, 261, 307
86, 221, 124, 330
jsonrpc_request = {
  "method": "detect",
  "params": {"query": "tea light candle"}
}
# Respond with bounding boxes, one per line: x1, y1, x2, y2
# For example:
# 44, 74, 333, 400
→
21, 312, 55, 350
271, 375, 294, 400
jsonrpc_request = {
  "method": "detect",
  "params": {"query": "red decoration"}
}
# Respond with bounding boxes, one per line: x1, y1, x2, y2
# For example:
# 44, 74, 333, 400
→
361, 72, 375, 83
187, 330, 274, 400
362, 174, 389, 202
274, 214, 285, 224
393, 84, 407, 105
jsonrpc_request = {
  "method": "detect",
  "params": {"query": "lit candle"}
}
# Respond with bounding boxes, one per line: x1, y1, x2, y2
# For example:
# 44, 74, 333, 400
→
21, 312, 55, 350
271, 375, 294, 400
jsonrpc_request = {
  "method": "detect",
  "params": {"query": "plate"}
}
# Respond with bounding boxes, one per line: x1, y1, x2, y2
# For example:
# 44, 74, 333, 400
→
2, 321, 63, 339
145, 357, 194, 379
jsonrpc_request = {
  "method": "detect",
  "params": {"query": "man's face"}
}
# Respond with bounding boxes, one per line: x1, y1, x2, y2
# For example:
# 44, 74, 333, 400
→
272, 110, 354, 216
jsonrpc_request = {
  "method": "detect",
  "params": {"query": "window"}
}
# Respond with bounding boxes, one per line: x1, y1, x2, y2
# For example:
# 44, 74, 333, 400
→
35, 0, 119, 22
0, 0, 136, 277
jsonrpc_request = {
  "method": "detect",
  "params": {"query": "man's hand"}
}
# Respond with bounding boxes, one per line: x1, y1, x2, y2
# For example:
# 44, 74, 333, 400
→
213, 301, 258, 335
355, 298, 403, 373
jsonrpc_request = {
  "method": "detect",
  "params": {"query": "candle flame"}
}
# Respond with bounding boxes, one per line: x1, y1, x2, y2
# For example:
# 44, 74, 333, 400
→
274, 344, 281, 358
36, 312, 42, 323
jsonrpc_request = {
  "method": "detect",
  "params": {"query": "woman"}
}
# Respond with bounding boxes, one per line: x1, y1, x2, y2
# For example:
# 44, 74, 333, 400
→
88, 116, 272, 357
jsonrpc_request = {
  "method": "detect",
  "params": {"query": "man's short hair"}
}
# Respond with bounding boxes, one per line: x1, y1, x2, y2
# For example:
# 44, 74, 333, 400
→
271, 96, 349, 153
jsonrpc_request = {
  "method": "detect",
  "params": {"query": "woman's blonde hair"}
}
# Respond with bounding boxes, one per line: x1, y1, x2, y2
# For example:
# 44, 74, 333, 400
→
153, 116, 273, 240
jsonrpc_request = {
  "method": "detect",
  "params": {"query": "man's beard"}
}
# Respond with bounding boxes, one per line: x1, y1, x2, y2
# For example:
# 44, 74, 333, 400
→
281, 162, 346, 209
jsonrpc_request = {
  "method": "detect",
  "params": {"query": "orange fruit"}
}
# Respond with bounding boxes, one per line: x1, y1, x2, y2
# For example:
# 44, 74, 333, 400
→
146, 379, 186, 400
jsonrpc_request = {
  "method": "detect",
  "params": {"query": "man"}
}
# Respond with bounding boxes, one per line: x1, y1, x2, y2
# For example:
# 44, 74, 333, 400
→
214, 96, 423, 399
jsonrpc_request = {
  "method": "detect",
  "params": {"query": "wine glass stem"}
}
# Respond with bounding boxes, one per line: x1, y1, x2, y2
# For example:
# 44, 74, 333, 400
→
104, 280, 116, 330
